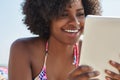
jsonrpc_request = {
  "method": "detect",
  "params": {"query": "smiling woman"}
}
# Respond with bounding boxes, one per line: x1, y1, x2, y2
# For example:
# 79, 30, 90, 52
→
0, 0, 120, 80
1, 0, 120, 80
49, 1, 85, 45
8, 0, 102, 80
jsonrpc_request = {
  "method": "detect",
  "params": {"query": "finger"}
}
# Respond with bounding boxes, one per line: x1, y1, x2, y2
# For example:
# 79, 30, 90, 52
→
76, 71, 100, 80
68, 65, 94, 80
69, 65, 93, 76
109, 60, 120, 72
105, 76, 119, 80
105, 69, 120, 80
105, 76, 113, 80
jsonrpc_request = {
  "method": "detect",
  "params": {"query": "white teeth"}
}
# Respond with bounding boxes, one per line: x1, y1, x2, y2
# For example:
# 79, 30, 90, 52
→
64, 29, 79, 33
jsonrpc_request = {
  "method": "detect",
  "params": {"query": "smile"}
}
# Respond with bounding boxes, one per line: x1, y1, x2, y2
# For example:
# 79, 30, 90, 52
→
64, 29, 79, 33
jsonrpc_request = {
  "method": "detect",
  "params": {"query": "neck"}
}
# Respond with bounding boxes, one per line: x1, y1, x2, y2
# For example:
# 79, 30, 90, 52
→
46, 37, 80, 67
47, 37, 77, 57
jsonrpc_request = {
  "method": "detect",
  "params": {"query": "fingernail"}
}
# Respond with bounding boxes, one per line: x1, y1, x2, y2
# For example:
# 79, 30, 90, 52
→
88, 71, 100, 77
81, 65, 93, 70
95, 71, 100, 76
106, 77, 112, 80
110, 60, 116, 65
88, 72, 95, 77
107, 78, 112, 80
106, 70, 111, 74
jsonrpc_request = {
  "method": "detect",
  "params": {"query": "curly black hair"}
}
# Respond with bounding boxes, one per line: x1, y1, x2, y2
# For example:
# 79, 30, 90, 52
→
22, 0, 102, 40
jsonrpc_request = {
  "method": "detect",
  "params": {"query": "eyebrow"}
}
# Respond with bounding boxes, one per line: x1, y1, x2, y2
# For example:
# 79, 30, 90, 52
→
77, 8, 84, 11
64, 8, 84, 12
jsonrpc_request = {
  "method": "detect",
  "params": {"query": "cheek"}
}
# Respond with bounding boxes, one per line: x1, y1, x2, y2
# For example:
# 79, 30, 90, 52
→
79, 19, 85, 33
50, 23, 61, 35
51, 19, 69, 30
79, 18, 85, 28
80, 20, 85, 27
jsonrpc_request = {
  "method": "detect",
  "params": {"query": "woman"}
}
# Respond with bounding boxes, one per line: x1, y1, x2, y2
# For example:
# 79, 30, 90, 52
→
8, 0, 120, 80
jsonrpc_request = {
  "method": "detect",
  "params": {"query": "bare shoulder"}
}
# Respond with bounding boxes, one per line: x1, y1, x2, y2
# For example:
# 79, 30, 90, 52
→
9, 38, 32, 65
9, 37, 46, 65
10, 38, 31, 55
8, 37, 46, 80
10, 37, 46, 55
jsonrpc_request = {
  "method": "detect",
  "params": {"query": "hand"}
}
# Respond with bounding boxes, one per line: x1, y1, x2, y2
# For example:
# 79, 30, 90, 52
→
105, 60, 120, 80
67, 65, 100, 80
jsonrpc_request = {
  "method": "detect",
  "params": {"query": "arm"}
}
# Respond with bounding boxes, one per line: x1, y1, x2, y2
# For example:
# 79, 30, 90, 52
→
8, 40, 32, 80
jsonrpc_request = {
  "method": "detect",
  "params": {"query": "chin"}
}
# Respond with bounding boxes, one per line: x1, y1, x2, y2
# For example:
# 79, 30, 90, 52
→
66, 37, 80, 45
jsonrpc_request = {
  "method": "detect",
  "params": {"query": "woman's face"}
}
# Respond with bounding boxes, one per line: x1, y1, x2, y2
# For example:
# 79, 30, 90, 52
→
50, 0, 85, 45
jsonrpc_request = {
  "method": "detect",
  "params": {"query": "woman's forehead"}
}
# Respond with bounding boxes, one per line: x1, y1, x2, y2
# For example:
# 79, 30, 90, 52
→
70, 0, 81, 3
66, 0, 82, 8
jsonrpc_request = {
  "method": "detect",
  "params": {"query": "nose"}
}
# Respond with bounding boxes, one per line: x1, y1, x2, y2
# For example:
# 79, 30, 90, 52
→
69, 16, 80, 28
74, 16, 80, 25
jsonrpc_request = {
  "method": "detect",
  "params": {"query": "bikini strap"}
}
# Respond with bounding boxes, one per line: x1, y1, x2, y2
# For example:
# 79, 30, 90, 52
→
43, 42, 49, 67
45, 41, 79, 67
73, 43, 79, 67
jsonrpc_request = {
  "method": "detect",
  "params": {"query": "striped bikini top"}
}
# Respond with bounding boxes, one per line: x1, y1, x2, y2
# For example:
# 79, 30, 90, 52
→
34, 43, 79, 80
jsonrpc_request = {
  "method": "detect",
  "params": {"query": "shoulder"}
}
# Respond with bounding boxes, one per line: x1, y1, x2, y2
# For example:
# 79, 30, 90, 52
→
10, 37, 44, 47
10, 37, 46, 58
9, 37, 47, 67
10, 37, 46, 51
8, 37, 47, 79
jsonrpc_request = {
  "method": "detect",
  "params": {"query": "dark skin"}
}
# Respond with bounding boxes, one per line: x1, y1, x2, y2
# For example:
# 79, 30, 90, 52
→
105, 60, 120, 80
9, 0, 120, 80
9, 0, 100, 80
8, 38, 100, 80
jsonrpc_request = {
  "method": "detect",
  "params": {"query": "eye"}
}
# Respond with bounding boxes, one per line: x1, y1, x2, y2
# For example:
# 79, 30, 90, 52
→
76, 12, 85, 17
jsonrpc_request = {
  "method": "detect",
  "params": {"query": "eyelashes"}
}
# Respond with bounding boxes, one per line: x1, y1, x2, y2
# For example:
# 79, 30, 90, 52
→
59, 12, 85, 19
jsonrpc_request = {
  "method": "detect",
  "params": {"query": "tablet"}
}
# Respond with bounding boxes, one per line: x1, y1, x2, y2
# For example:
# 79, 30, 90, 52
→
79, 15, 120, 79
